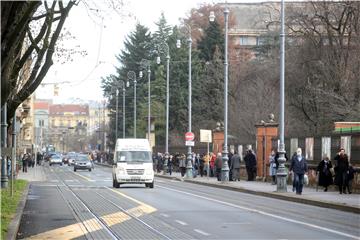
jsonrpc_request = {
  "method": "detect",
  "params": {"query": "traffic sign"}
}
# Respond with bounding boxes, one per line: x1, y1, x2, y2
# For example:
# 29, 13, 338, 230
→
185, 132, 195, 141
185, 141, 194, 146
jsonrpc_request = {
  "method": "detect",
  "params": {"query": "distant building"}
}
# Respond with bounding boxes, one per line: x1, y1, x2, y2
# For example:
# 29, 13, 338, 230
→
49, 104, 89, 152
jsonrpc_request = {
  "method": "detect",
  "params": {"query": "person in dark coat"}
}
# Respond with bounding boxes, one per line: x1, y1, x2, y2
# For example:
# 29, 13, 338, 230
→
289, 148, 308, 195
22, 153, 28, 172
167, 155, 173, 176
346, 164, 355, 194
231, 151, 241, 181
244, 148, 256, 181
334, 148, 349, 194
215, 153, 222, 181
228, 150, 234, 181
316, 155, 333, 192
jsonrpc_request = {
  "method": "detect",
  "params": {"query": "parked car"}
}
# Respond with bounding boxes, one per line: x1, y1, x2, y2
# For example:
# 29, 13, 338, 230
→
49, 155, 63, 166
74, 155, 92, 172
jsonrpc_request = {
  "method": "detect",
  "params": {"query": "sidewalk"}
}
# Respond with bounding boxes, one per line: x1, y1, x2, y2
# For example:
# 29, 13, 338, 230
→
17, 165, 47, 182
156, 172, 360, 214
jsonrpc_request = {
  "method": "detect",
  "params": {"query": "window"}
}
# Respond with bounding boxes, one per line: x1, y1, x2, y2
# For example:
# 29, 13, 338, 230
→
341, 136, 351, 161
305, 138, 314, 160
290, 138, 298, 156
52, 120, 55, 127
321, 137, 331, 159
240, 36, 249, 45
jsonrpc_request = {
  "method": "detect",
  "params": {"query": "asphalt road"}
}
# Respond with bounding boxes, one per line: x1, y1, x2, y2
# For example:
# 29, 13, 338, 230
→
17, 164, 360, 240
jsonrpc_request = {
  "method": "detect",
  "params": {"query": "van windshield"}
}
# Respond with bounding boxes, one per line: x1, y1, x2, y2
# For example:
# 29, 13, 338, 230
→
116, 151, 152, 163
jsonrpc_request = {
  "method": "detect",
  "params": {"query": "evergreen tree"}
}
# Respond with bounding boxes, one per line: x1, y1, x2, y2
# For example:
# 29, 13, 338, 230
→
102, 23, 152, 147
197, 20, 224, 62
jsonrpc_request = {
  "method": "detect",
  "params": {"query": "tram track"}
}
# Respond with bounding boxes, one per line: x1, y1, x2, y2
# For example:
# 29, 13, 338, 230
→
51, 166, 175, 240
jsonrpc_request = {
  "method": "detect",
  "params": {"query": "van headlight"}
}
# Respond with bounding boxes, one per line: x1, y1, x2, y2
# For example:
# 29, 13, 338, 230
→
117, 167, 126, 175
145, 169, 153, 175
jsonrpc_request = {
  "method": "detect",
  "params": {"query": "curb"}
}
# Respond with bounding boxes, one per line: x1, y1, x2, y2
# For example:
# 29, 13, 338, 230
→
155, 174, 360, 214
6, 183, 30, 240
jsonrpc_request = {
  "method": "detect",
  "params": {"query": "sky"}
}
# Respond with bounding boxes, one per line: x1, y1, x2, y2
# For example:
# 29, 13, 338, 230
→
35, 0, 279, 103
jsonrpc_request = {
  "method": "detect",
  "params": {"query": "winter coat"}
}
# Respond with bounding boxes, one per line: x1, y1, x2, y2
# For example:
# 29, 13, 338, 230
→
316, 160, 333, 187
290, 155, 308, 174
231, 154, 241, 169
334, 154, 349, 173
269, 154, 277, 176
215, 156, 222, 169
244, 152, 256, 168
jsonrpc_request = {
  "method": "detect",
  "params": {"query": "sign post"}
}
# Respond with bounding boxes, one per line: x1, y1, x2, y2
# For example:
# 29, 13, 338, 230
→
185, 132, 195, 146
200, 129, 212, 178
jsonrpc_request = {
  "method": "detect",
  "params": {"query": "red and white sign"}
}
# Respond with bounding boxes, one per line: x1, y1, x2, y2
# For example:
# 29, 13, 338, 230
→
185, 132, 195, 141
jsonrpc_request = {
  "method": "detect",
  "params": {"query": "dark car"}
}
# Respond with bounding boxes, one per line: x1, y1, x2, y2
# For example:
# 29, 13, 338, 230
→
64, 152, 77, 165
74, 155, 92, 172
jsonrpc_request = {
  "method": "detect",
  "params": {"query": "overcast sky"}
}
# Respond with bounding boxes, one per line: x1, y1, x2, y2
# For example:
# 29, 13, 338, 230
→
35, 0, 279, 103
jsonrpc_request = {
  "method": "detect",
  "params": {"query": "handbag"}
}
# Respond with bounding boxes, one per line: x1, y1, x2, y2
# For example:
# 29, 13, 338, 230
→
303, 174, 309, 185
329, 167, 335, 176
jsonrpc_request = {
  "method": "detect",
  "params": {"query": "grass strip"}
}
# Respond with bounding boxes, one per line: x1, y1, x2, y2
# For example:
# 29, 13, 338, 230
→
1, 180, 28, 240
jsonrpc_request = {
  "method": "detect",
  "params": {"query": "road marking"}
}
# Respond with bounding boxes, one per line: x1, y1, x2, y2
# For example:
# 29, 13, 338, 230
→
223, 222, 251, 225
65, 180, 75, 182
194, 229, 210, 236
160, 213, 169, 218
158, 185, 360, 240
72, 172, 95, 182
50, 180, 59, 182
175, 220, 188, 226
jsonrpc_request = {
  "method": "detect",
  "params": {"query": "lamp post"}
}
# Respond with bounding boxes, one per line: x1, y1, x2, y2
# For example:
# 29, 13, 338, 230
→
177, 24, 193, 178
127, 71, 137, 138
115, 89, 119, 140
123, 81, 126, 139
277, 0, 287, 192
210, 8, 230, 182
140, 59, 152, 145
157, 42, 170, 174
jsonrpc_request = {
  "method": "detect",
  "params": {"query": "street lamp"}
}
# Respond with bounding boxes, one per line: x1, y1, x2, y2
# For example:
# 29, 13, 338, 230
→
114, 80, 125, 141
127, 71, 137, 138
277, 0, 287, 192
140, 59, 151, 145
157, 42, 170, 174
210, 8, 230, 182
177, 24, 193, 178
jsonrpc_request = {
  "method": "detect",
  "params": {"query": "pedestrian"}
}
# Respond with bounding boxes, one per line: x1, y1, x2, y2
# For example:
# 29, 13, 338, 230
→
231, 151, 241, 181
269, 150, 277, 185
228, 150, 234, 181
203, 153, 210, 177
215, 152, 222, 181
289, 148, 308, 195
210, 153, 216, 177
346, 164, 355, 194
316, 155, 333, 192
334, 148, 349, 194
244, 147, 257, 181
179, 154, 186, 177
168, 155, 173, 176
199, 154, 205, 177
22, 153, 28, 173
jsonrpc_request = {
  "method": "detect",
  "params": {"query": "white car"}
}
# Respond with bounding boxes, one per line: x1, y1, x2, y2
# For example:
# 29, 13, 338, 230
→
49, 155, 63, 166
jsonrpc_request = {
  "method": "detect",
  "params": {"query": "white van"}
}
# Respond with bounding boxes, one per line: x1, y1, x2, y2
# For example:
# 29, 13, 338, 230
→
112, 138, 154, 188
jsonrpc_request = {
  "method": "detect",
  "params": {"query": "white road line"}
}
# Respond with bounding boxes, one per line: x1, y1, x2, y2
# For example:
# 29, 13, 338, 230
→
194, 229, 210, 236
50, 180, 59, 182
65, 180, 75, 182
160, 213, 170, 218
158, 185, 360, 240
175, 220, 188, 226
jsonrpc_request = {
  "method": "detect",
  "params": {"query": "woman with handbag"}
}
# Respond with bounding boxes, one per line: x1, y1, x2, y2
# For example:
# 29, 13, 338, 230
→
316, 155, 334, 192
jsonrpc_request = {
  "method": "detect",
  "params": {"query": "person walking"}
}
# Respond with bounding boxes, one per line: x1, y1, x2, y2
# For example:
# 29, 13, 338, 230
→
215, 152, 222, 181
244, 148, 257, 181
179, 154, 186, 177
289, 148, 308, 195
203, 153, 210, 177
231, 151, 241, 181
168, 155, 173, 176
22, 153, 28, 173
316, 155, 333, 192
269, 150, 277, 185
334, 148, 349, 194
210, 153, 216, 177
199, 154, 205, 177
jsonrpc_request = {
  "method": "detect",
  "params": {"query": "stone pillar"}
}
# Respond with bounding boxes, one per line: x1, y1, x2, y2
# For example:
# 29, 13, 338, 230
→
212, 122, 224, 154
255, 115, 278, 180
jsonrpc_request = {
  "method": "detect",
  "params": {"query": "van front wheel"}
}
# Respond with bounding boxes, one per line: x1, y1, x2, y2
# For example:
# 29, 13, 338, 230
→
147, 182, 154, 188
113, 178, 120, 188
